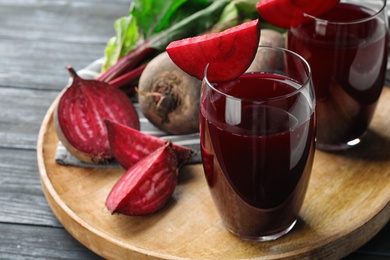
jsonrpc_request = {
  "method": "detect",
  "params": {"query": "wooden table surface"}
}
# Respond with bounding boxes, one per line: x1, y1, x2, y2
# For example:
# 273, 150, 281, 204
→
0, 0, 388, 259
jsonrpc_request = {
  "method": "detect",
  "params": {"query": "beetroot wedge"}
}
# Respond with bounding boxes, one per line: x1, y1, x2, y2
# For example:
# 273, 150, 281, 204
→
166, 19, 261, 82
54, 67, 140, 164
106, 142, 178, 216
104, 119, 192, 169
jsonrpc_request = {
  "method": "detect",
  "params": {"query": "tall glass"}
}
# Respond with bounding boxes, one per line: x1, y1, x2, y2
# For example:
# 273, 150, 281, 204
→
288, 0, 388, 151
200, 46, 316, 241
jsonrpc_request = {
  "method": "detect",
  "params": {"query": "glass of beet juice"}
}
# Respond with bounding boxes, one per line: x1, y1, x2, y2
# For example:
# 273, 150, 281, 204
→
287, 0, 389, 151
200, 46, 316, 241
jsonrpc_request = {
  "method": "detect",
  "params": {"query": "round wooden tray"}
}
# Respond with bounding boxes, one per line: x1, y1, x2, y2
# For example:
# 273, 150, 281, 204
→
37, 88, 390, 260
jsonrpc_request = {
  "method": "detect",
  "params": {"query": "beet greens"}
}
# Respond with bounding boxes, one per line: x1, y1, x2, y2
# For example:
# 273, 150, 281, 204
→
99, 0, 263, 90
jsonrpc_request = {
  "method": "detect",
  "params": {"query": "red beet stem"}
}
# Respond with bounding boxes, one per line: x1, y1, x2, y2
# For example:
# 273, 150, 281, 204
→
98, 41, 154, 83
108, 63, 147, 89
66, 66, 78, 79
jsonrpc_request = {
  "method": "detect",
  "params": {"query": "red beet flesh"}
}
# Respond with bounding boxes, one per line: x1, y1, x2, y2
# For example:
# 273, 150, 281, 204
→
106, 142, 178, 216
105, 119, 192, 169
166, 19, 261, 82
54, 67, 140, 163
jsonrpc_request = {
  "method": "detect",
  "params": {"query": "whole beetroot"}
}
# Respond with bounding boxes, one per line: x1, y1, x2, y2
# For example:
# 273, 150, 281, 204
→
137, 52, 201, 135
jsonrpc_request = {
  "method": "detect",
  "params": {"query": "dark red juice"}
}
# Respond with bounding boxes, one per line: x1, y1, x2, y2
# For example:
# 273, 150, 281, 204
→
287, 3, 388, 147
200, 73, 316, 237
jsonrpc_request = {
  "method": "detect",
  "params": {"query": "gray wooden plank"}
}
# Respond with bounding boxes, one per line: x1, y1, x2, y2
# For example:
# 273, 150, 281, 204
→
0, 87, 58, 149
0, 38, 104, 90
0, 223, 103, 260
0, 148, 61, 227
0, 1, 129, 44
0, 38, 110, 90
0, 0, 130, 91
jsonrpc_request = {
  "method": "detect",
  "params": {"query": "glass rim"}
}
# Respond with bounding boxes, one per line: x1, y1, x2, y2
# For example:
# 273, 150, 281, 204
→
302, 0, 387, 25
203, 45, 312, 103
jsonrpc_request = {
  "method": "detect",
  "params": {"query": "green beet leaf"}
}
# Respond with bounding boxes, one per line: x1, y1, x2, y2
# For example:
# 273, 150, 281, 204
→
102, 0, 217, 73
99, 0, 280, 89
102, 13, 139, 73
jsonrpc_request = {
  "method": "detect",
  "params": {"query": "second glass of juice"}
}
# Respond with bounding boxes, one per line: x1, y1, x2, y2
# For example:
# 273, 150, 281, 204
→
288, 0, 389, 151
200, 46, 316, 241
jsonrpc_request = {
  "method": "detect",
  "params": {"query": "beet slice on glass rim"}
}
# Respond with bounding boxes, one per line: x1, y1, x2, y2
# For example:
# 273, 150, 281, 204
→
166, 19, 261, 82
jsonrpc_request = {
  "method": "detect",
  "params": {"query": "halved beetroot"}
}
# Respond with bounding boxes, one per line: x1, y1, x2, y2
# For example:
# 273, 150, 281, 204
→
104, 119, 192, 169
106, 142, 178, 216
54, 67, 140, 164
166, 19, 261, 82
257, 0, 340, 28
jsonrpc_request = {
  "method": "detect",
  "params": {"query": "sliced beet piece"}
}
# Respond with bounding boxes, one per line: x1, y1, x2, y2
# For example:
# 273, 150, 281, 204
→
105, 142, 178, 216
104, 119, 192, 169
166, 19, 261, 82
